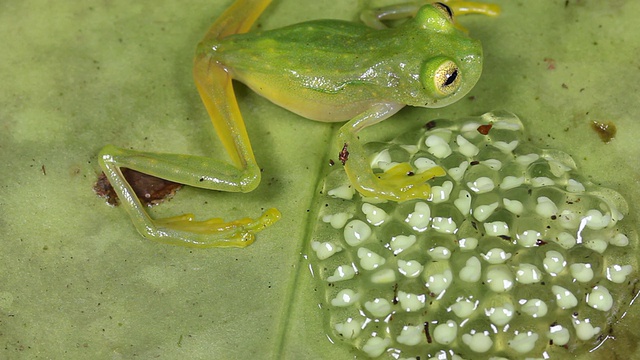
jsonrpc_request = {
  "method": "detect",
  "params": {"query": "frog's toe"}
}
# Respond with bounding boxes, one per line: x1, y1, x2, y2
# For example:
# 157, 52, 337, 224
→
374, 162, 445, 201
348, 163, 445, 201
148, 208, 281, 248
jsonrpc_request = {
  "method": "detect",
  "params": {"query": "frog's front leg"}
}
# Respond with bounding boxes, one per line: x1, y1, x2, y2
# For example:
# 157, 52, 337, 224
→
337, 104, 446, 201
98, 0, 280, 248
361, 1, 500, 30
440, 0, 500, 17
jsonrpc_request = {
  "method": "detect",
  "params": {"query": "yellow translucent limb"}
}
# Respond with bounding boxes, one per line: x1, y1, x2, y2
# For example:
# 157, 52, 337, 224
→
195, 0, 275, 168
361, 0, 499, 30
338, 103, 446, 201
345, 161, 447, 201
361, 2, 425, 29
154, 208, 282, 248
201, 0, 273, 40
97, 0, 280, 248
98, 146, 282, 247
193, 57, 254, 169
440, 0, 500, 17
438, 0, 500, 32
378, 163, 447, 199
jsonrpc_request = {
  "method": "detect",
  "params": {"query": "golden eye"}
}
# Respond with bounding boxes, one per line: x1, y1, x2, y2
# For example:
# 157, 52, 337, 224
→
432, 2, 454, 22
433, 60, 460, 96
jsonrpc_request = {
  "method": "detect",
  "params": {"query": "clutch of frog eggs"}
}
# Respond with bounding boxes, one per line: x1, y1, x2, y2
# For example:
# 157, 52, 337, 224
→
307, 111, 638, 359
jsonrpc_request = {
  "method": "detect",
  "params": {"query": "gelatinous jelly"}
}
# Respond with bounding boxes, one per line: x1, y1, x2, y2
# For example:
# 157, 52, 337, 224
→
308, 111, 638, 359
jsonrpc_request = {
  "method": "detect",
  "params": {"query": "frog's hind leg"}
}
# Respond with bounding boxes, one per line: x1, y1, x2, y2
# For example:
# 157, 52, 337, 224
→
98, 0, 280, 248
201, 0, 272, 40
98, 143, 281, 248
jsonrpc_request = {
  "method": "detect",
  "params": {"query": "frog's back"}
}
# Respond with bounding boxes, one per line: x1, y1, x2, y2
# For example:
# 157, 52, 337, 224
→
206, 20, 403, 121
212, 20, 373, 79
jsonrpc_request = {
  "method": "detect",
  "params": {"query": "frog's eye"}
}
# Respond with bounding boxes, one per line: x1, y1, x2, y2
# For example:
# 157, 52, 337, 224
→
432, 2, 454, 22
422, 58, 461, 97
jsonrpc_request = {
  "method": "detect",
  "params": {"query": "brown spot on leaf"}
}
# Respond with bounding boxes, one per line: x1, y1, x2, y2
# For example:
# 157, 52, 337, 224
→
544, 57, 556, 70
591, 120, 617, 143
94, 168, 182, 207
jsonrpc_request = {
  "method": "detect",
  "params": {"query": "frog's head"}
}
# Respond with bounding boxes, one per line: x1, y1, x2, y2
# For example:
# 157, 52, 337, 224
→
409, 3, 483, 108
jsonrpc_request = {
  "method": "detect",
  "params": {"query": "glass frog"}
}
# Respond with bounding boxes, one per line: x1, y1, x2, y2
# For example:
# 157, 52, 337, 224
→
98, 0, 499, 248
